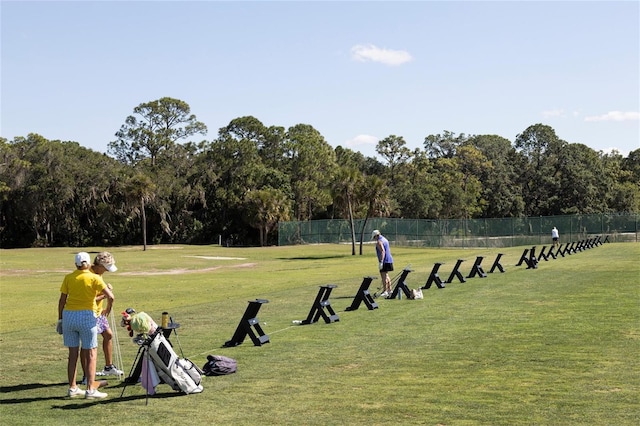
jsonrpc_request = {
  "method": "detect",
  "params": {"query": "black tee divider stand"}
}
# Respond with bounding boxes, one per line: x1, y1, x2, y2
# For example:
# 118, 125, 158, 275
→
422, 262, 446, 289
223, 299, 270, 347
516, 247, 538, 269
565, 242, 575, 255
445, 259, 466, 284
545, 245, 557, 260
489, 253, 505, 273
302, 285, 340, 324
466, 256, 487, 278
515, 248, 530, 267
388, 267, 413, 299
346, 277, 378, 311
538, 246, 549, 261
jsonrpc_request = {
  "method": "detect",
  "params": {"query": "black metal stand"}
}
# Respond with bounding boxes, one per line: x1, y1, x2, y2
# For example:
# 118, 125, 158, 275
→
538, 246, 549, 261
565, 242, 575, 255
346, 277, 378, 311
546, 245, 557, 260
422, 262, 446, 289
121, 336, 153, 405
388, 268, 413, 299
527, 246, 538, 269
516, 249, 530, 267
466, 256, 487, 278
224, 299, 270, 347
161, 322, 183, 357
445, 259, 466, 283
302, 285, 339, 324
489, 253, 505, 273
123, 343, 145, 386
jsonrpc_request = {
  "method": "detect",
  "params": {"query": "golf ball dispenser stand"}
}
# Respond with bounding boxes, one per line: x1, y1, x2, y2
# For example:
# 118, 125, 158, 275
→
301, 285, 339, 324
224, 299, 270, 347
345, 277, 378, 311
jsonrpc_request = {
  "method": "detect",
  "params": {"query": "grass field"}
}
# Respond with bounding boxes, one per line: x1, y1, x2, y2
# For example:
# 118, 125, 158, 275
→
0, 242, 638, 425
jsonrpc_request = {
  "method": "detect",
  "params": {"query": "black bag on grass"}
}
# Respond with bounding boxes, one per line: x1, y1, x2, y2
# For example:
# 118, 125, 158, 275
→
202, 355, 237, 376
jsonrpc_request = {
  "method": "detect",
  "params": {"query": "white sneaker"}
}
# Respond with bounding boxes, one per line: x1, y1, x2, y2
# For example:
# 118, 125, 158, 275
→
380, 291, 389, 298
100, 365, 124, 376
67, 387, 84, 398
85, 389, 108, 399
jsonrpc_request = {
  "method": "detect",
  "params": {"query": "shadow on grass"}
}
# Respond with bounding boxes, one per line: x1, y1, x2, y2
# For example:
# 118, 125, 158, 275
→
0, 381, 185, 407
1, 390, 185, 407
50, 391, 185, 409
278, 255, 350, 260
0, 382, 67, 393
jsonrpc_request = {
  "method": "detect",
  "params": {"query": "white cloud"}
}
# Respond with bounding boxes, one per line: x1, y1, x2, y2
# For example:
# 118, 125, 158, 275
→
351, 44, 413, 66
584, 111, 640, 122
345, 134, 378, 147
542, 109, 566, 118
542, 109, 582, 119
600, 147, 631, 156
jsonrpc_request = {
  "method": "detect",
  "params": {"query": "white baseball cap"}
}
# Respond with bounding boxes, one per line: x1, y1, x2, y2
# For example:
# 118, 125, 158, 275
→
75, 252, 91, 266
371, 230, 381, 239
94, 251, 118, 272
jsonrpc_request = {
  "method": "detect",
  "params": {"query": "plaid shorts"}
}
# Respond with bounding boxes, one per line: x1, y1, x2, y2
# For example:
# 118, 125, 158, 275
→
62, 310, 98, 349
96, 314, 110, 334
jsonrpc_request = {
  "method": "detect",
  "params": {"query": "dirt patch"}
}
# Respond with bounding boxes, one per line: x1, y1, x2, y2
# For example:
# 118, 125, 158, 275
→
118, 263, 257, 276
183, 255, 247, 260
0, 263, 258, 277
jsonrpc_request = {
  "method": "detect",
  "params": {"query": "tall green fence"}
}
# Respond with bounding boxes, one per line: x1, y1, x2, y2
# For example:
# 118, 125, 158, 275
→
278, 213, 639, 247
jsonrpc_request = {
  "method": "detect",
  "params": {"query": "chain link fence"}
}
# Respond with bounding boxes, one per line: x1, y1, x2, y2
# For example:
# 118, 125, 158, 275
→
278, 213, 639, 247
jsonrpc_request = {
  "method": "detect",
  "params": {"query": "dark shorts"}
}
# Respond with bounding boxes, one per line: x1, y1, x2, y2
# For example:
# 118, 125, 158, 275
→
553, 237, 559, 242
381, 263, 394, 272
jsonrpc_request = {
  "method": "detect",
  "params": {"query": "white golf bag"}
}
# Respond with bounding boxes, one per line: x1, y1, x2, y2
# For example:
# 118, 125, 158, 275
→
146, 331, 203, 394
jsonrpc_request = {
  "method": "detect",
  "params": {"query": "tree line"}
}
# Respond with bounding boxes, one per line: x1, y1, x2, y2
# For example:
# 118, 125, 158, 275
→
1, 97, 638, 249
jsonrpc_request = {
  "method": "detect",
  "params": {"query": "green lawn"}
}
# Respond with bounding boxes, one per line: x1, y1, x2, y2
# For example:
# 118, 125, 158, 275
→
1, 242, 638, 425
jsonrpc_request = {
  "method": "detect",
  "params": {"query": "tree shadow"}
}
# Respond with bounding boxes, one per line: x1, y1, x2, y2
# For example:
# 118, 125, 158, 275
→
0, 382, 67, 393
279, 255, 350, 260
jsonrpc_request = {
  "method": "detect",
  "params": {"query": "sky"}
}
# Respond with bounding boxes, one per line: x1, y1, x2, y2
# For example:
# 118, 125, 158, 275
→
2, 0, 639, 159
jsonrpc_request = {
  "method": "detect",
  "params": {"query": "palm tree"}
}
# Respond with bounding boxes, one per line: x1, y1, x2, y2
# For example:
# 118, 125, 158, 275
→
245, 188, 291, 246
357, 175, 391, 255
124, 173, 156, 250
331, 167, 362, 255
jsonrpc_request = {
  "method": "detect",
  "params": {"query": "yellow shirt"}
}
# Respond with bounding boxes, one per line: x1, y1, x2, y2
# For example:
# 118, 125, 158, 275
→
60, 269, 106, 312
